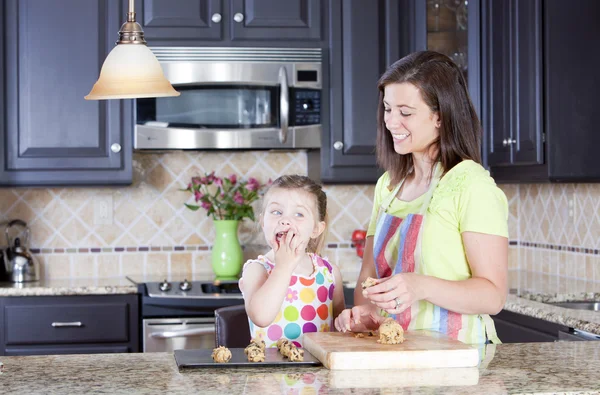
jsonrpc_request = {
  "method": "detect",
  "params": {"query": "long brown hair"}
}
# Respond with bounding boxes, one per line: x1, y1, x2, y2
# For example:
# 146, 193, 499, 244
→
260, 175, 328, 255
376, 51, 482, 185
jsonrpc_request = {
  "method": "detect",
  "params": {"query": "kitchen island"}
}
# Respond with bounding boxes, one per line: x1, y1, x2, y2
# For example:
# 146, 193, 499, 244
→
1, 341, 599, 394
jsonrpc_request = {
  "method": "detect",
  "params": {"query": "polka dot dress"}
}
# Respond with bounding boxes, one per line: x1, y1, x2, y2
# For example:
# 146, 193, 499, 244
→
244, 253, 335, 348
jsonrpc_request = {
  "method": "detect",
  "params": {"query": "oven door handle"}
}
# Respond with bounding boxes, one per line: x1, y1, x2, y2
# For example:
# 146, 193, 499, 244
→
150, 327, 215, 339
278, 66, 289, 144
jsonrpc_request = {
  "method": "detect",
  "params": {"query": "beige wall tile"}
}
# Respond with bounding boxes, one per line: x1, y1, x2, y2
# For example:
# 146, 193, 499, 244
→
146, 253, 169, 276
97, 255, 120, 277
171, 253, 192, 275
193, 252, 213, 275
122, 254, 145, 276
72, 255, 96, 278
44, 255, 72, 280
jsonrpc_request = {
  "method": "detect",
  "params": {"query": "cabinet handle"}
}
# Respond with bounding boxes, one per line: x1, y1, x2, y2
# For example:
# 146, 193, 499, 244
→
233, 13, 244, 23
333, 141, 344, 150
111, 143, 122, 153
502, 138, 516, 147
52, 321, 83, 328
211, 13, 222, 23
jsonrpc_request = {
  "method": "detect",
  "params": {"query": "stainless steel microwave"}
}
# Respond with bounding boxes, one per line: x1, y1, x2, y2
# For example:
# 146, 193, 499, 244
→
134, 47, 322, 150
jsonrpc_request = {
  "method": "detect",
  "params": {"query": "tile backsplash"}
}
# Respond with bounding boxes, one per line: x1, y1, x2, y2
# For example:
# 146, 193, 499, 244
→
0, 151, 372, 280
0, 152, 598, 283
499, 184, 600, 282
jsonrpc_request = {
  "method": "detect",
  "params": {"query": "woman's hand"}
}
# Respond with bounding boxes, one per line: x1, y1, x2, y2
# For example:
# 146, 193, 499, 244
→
362, 273, 426, 315
334, 303, 386, 333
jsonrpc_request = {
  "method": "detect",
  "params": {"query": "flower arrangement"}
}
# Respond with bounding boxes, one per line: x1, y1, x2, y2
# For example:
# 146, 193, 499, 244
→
183, 172, 265, 221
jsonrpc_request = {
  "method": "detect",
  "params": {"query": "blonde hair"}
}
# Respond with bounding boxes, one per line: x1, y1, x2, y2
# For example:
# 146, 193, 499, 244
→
260, 175, 328, 255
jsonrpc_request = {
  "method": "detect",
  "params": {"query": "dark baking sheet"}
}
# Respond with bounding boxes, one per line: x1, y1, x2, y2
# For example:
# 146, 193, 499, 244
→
175, 348, 322, 369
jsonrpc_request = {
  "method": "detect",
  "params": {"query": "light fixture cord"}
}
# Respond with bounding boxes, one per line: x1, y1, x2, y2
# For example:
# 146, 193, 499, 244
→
127, 0, 136, 22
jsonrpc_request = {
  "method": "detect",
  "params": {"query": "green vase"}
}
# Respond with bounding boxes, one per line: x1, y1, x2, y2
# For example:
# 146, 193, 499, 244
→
211, 220, 243, 279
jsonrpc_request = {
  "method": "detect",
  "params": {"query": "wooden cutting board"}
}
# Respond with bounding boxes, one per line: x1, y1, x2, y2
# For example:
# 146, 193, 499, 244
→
303, 330, 479, 370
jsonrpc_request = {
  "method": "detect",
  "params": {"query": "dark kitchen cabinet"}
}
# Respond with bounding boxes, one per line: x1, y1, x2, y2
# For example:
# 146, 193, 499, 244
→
133, 0, 322, 46
0, 0, 133, 186
482, 0, 600, 182
320, 0, 418, 183
134, 0, 223, 42
321, 0, 483, 184
0, 294, 139, 356
492, 310, 562, 343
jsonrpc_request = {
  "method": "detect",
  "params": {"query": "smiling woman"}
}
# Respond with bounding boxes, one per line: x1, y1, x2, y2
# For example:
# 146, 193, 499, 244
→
334, 51, 509, 345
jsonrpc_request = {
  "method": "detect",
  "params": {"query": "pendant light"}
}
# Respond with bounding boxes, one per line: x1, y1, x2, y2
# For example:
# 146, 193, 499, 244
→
85, 0, 179, 100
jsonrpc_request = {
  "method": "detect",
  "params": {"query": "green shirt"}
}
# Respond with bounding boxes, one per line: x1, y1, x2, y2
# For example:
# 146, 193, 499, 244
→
367, 160, 509, 281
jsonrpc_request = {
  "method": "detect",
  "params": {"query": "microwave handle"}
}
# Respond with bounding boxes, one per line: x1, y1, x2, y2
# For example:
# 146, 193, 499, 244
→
278, 67, 289, 144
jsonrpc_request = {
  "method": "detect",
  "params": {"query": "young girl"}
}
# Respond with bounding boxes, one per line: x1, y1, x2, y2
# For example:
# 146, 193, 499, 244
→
241, 175, 346, 348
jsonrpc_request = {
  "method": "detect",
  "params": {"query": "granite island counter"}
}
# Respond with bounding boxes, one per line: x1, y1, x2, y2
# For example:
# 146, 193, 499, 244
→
1, 341, 599, 394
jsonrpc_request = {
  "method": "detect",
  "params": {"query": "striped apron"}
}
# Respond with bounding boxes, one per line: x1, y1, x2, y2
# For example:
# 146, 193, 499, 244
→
373, 164, 500, 344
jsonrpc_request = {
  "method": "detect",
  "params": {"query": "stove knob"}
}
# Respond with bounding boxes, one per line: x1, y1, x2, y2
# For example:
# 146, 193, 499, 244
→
179, 279, 192, 292
159, 280, 171, 292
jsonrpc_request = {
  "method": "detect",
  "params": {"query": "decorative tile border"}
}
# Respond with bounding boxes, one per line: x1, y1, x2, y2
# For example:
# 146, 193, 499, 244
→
516, 241, 599, 255
28, 241, 599, 255
29, 243, 361, 255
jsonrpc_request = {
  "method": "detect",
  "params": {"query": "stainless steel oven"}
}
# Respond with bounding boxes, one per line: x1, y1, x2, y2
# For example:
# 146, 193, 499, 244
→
143, 318, 215, 353
138, 278, 244, 353
134, 47, 322, 150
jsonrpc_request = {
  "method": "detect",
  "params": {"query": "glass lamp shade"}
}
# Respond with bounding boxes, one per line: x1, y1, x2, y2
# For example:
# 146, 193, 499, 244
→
85, 44, 179, 100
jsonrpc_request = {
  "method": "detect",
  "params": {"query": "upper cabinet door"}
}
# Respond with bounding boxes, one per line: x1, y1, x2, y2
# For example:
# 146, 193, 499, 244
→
481, 0, 543, 168
544, 0, 600, 181
230, 0, 321, 41
136, 0, 223, 44
321, 0, 399, 183
481, 0, 512, 167
0, 0, 132, 186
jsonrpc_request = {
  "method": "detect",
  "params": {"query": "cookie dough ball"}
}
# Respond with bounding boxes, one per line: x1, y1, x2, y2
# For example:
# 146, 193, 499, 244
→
288, 347, 304, 362
247, 338, 265, 352
246, 346, 265, 362
361, 276, 378, 289
277, 338, 292, 351
377, 317, 405, 345
211, 346, 232, 363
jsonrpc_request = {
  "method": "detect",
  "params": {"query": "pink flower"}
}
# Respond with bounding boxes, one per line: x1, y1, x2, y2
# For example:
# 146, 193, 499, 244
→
187, 183, 192, 191
246, 177, 260, 191
228, 174, 237, 185
191, 177, 202, 186
285, 288, 298, 303
214, 177, 223, 188
206, 171, 215, 183
200, 176, 208, 184
233, 191, 244, 204
201, 201, 212, 210
194, 190, 203, 202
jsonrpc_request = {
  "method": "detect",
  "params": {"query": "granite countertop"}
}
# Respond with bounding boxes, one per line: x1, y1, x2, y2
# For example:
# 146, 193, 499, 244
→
1, 341, 599, 394
0, 277, 138, 296
502, 271, 600, 336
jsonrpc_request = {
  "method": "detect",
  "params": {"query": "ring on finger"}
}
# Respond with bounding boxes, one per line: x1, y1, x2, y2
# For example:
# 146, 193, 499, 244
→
394, 297, 402, 310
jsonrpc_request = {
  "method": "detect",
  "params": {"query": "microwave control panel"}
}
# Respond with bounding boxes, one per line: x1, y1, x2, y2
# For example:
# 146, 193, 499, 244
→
292, 89, 321, 126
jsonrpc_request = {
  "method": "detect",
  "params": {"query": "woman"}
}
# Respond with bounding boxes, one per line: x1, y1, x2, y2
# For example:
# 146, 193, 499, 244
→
334, 51, 508, 344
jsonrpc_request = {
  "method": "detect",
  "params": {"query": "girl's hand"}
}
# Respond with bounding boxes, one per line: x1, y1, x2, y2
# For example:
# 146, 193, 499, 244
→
334, 303, 385, 333
273, 230, 307, 270
362, 273, 426, 315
